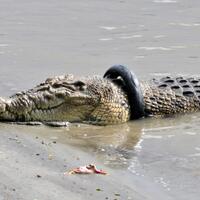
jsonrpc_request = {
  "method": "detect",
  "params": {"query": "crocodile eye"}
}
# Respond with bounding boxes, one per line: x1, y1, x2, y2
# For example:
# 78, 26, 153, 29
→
73, 81, 86, 91
73, 81, 85, 86
52, 82, 62, 88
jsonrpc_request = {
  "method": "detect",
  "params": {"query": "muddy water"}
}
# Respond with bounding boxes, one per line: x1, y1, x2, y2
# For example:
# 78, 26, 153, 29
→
0, 0, 200, 199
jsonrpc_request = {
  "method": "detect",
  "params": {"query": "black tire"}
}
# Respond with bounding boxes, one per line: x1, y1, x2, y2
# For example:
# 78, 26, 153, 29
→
104, 65, 145, 120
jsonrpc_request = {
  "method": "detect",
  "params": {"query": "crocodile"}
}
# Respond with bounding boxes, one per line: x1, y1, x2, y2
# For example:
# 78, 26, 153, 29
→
0, 65, 200, 125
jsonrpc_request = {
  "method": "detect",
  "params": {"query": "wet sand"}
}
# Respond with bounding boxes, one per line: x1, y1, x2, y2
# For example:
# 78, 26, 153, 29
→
0, 123, 175, 200
0, 0, 200, 199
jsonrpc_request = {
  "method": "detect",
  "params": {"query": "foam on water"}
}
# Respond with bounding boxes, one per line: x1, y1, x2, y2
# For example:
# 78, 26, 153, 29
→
138, 46, 172, 51
119, 35, 143, 39
99, 26, 117, 30
98, 38, 113, 41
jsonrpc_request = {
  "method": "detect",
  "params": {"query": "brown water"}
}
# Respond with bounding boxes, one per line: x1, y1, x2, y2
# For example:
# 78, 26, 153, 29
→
0, 0, 200, 199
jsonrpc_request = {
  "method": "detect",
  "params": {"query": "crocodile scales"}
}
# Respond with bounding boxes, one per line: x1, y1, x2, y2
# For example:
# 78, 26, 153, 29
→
0, 67, 200, 125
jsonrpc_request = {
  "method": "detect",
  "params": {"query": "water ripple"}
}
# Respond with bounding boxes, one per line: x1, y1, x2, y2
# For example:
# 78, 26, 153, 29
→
153, 0, 177, 3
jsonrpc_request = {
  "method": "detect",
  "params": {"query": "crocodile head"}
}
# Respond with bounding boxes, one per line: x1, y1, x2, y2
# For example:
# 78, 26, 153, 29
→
2, 74, 130, 125
27, 74, 130, 124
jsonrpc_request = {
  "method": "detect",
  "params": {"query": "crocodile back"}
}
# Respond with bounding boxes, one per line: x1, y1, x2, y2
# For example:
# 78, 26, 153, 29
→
153, 76, 200, 99
141, 76, 200, 116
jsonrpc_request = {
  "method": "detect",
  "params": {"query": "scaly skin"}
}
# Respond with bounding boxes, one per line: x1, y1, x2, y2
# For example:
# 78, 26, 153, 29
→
0, 74, 130, 125
0, 74, 199, 125
141, 81, 200, 116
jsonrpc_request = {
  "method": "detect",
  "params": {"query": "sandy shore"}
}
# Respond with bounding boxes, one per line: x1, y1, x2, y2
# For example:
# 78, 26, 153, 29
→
0, 125, 149, 200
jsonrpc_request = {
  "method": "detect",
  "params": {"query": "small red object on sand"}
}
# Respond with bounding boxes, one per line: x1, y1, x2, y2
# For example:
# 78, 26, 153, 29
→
66, 164, 107, 175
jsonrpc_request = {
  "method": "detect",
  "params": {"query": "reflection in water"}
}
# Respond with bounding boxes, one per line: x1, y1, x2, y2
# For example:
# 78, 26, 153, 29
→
57, 123, 142, 168
3, 111, 198, 171
1, 111, 200, 171
15, 112, 199, 169
60, 112, 200, 168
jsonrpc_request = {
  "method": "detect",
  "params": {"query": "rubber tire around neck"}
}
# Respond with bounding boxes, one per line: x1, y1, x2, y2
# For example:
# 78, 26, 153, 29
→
103, 65, 145, 120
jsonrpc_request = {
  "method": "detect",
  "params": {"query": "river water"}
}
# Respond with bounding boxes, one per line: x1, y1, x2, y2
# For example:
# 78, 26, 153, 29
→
0, 0, 200, 199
